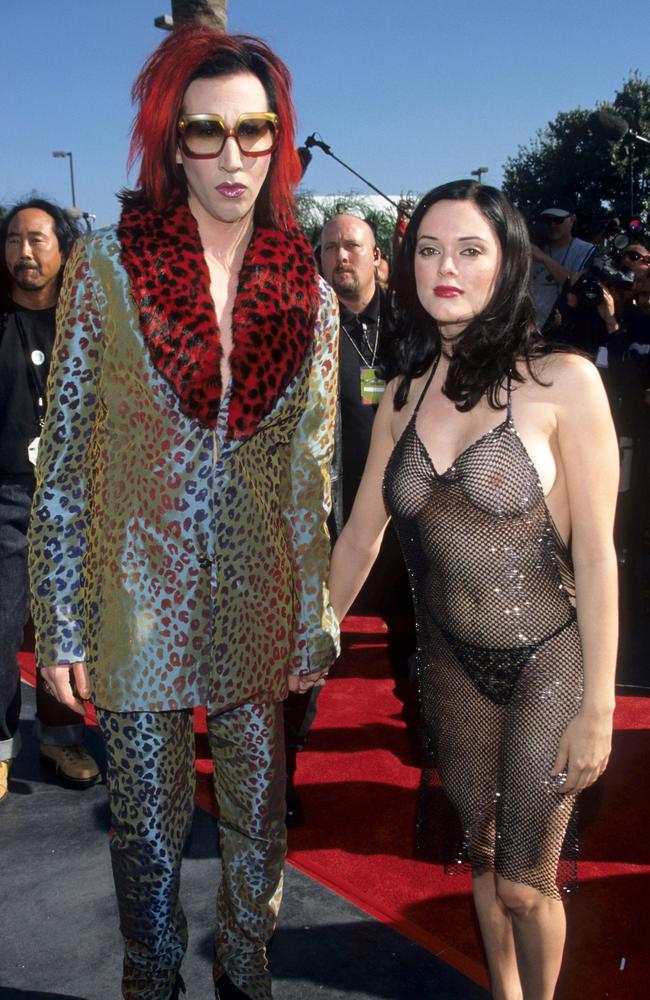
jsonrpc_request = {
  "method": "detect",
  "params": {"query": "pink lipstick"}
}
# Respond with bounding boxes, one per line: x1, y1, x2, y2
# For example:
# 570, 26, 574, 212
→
217, 184, 246, 198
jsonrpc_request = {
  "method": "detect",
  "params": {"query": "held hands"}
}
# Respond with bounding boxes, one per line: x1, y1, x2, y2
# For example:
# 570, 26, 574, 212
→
41, 662, 91, 717
552, 710, 613, 795
287, 665, 331, 694
44, 660, 331, 703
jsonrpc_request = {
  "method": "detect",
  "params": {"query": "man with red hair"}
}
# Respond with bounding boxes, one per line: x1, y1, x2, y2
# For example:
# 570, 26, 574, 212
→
29, 25, 339, 1000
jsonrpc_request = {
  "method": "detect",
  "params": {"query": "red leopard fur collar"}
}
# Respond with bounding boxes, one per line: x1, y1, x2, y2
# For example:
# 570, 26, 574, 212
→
117, 196, 319, 439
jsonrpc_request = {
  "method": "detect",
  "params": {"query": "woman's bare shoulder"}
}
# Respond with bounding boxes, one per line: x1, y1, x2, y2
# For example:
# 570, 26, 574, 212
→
524, 351, 604, 405
382, 371, 427, 440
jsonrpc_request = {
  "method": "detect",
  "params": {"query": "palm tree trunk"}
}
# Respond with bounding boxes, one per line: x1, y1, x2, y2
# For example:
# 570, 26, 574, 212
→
171, 0, 227, 31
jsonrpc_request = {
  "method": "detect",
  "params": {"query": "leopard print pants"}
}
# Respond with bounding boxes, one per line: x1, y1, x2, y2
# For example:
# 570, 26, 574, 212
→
96, 700, 286, 1000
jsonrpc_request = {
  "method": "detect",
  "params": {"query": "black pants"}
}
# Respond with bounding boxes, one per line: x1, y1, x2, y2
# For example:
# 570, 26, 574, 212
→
0, 475, 84, 761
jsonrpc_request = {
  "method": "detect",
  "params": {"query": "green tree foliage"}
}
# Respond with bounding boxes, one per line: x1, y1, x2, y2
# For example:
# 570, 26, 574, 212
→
502, 73, 650, 238
295, 190, 398, 259
293, 191, 325, 248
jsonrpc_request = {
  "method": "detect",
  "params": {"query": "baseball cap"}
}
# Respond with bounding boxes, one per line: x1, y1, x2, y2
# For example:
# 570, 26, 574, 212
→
539, 207, 573, 219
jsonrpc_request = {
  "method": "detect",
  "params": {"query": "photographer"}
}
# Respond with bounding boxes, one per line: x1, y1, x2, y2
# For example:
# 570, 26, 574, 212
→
546, 226, 637, 365
529, 206, 595, 328
604, 238, 650, 429
553, 234, 650, 601
552, 234, 650, 421
604, 239, 650, 626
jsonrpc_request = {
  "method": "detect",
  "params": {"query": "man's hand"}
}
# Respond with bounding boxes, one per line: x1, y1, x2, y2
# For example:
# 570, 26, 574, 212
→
41, 662, 91, 716
287, 666, 330, 694
596, 287, 618, 333
531, 245, 573, 287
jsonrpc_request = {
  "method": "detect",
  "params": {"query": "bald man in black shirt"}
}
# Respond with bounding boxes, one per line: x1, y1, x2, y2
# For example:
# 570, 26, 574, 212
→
282, 214, 416, 825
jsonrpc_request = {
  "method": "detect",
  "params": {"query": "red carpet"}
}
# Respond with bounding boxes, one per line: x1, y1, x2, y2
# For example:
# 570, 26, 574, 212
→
20, 625, 650, 998
194, 619, 650, 998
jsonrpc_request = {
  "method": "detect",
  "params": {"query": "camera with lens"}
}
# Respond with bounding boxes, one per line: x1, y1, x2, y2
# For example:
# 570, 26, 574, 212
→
572, 232, 635, 307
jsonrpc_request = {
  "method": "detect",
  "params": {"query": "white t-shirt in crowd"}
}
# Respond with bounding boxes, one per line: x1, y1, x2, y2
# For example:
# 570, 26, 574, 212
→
530, 237, 595, 328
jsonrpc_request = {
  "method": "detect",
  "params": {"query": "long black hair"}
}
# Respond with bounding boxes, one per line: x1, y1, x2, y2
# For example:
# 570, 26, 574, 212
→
388, 179, 543, 412
0, 197, 80, 302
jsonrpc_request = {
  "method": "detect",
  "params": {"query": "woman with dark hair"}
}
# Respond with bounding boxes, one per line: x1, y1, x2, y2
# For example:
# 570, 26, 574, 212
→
329, 180, 618, 999
29, 25, 338, 1000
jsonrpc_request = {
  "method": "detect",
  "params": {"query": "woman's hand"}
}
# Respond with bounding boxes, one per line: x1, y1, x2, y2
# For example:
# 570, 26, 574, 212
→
287, 666, 331, 694
552, 709, 613, 795
552, 354, 618, 796
41, 662, 91, 716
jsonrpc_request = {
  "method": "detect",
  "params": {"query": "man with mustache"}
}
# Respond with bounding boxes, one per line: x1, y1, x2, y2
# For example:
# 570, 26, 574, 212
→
0, 199, 99, 802
282, 214, 416, 827
319, 217, 415, 685
321, 215, 387, 520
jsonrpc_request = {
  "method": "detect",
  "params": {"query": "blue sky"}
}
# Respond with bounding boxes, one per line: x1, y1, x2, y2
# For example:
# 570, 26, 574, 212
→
1, 0, 648, 227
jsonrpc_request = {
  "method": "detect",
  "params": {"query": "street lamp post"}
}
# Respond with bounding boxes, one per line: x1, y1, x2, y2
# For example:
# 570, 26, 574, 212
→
470, 166, 489, 184
52, 151, 77, 208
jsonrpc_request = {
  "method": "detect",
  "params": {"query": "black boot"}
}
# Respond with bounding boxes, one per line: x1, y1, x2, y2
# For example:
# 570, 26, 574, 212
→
215, 972, 251, 998
170, 972, 186, 999
285, 746, 305, 828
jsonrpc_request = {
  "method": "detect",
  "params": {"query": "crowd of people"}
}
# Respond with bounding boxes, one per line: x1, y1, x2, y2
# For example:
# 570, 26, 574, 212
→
529, 205, 650, 591
1, 18, 643, 1000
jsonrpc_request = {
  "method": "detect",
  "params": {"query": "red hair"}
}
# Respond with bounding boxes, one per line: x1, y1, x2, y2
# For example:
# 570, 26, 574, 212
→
128, 25, 302, 228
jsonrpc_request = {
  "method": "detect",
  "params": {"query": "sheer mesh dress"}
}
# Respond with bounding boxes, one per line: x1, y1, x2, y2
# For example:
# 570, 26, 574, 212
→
383, 365, 583, 898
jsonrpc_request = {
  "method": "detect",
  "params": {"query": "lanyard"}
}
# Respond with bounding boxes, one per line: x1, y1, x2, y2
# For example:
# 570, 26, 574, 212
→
342, 318, 380, 367
14, 312, 47, 429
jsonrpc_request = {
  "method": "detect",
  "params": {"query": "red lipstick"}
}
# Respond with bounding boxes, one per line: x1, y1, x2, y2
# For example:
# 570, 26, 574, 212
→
434, 286, 463, 297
